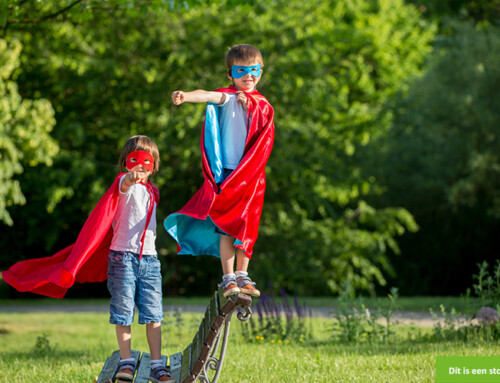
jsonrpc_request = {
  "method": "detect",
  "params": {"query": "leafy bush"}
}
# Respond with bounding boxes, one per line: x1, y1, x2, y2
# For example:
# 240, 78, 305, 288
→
331, 285, 399, 344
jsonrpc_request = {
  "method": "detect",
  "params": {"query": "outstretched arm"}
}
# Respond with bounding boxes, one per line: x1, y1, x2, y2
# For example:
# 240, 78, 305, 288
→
172, 90, 226, 105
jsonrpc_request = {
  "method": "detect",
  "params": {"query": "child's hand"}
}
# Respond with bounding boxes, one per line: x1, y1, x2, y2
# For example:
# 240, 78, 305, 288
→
236, 91, 248, 110
172, 91, 186, 105
121, 171, 146, 192
127, 171, 146, 183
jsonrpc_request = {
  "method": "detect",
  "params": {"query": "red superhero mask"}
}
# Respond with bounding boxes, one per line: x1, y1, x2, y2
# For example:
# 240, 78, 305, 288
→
126, 150, 154, 171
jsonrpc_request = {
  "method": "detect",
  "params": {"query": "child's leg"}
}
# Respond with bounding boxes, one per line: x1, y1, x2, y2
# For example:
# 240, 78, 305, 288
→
220, 235, 236, 274
146, 322, 162, 360
116, 325, 133, 359
219, 235, 240, 297
147, 322, 175, 381
115, 324, 137, 380
235, 248, 249, 272
235, 250, 260, 297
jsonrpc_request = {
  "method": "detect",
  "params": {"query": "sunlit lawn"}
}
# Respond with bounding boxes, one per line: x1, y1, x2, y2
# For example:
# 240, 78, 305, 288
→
0, 303, 498, 383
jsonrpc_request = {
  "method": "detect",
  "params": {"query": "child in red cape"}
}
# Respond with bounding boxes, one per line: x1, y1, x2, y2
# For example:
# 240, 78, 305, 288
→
164, 44, 275, 298
3, 135, 173, 382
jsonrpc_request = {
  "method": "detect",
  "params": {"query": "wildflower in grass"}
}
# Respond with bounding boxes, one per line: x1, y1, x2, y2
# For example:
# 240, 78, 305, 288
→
240, 286, 312, 343
476, 307, 500, 326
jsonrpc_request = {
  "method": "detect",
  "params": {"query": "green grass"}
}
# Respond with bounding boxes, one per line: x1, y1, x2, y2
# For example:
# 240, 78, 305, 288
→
0, 309, 498, 383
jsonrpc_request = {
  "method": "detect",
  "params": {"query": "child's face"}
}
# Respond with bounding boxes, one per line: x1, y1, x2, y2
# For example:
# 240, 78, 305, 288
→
126, 151, 154, 180
228, 60, 262, 91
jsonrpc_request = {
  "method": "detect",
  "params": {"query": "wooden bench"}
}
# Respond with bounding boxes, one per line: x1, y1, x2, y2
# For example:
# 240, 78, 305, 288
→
96, 288, 253, 383
96, 350, 168, 383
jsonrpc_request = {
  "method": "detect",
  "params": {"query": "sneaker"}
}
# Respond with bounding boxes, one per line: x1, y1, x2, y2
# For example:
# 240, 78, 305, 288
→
236, 275, 260, 297
218, 278, 241, 297
116, 360, 136, 381
149, 365, 175, 382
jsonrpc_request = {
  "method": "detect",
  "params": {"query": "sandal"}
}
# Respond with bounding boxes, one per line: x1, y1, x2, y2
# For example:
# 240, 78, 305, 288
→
149, 365, 175, 382
115, 359, 136, 381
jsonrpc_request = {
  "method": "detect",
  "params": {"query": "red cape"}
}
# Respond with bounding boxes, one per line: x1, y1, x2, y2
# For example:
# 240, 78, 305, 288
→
164, 85, 274, 258
2, 173, 159, 299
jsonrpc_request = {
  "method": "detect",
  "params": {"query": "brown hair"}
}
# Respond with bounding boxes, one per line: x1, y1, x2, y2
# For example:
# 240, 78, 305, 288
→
118, 135, 160, 176
225, 44, 264, 72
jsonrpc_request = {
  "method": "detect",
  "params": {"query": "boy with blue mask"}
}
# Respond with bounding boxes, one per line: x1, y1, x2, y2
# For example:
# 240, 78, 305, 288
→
166, 44, 275, 298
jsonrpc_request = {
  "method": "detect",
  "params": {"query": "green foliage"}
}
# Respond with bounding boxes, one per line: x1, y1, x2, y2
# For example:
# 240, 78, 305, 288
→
0, 0, 434, 296
430, 304, 500, 343
472, 261, 500, 308
405, 0, 500, 24
253, 0, 429, 294
33, 333, 53, 354
372, 23, 500, 295
0, 38, 58, 226
1, 0, 234, 30
331, 285, 399, 344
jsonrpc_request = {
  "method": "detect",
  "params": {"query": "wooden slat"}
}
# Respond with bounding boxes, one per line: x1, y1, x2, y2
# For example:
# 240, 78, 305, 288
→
118, 350, 141, 383
215, 288, 223, 316
217, 287, 253, 314
190, 359, 204, 379
207, 291, 218, 330
96, 350, 121, 383
169, 352, 182, 383
211, 315, 225, 332
191, 318, 205, 366
217, 286, 227, 313
190, 329, 204, 376
235, 293, 253, 308
205, 327, 218, 348
134, 352, 151, 383
180, 344, 192, 383
204, 299, 212, 340
198, 344, 210, 364
98, 350, 141, 383
134, 353, 168, 383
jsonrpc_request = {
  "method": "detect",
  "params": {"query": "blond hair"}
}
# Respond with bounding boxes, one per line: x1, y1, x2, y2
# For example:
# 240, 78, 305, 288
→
118, 135, 160, 176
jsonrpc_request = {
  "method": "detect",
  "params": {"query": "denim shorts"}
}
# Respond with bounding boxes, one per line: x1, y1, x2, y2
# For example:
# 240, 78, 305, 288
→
107, 250, 163, 325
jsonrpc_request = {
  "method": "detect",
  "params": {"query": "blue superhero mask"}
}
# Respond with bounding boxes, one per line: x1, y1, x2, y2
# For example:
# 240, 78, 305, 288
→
231, 64, 261, 79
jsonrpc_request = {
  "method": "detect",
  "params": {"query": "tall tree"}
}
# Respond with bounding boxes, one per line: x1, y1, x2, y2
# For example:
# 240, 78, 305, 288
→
372, 23, 500, 294
1, 0, 434, 296
0, 38, 58, 226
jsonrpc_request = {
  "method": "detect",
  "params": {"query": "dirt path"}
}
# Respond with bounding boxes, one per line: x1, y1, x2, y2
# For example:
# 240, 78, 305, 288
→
0, 302, 450, 327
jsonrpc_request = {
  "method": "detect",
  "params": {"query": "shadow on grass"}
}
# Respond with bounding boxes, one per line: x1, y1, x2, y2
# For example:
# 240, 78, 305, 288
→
2, 349, 93, 361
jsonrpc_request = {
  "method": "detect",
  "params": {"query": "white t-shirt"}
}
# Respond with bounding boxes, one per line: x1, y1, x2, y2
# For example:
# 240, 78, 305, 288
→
218, 93, 248, 169
110, 175, 157, 255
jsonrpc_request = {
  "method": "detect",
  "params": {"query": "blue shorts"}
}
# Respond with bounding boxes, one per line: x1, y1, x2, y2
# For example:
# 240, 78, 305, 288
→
107, 250, 163, 326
